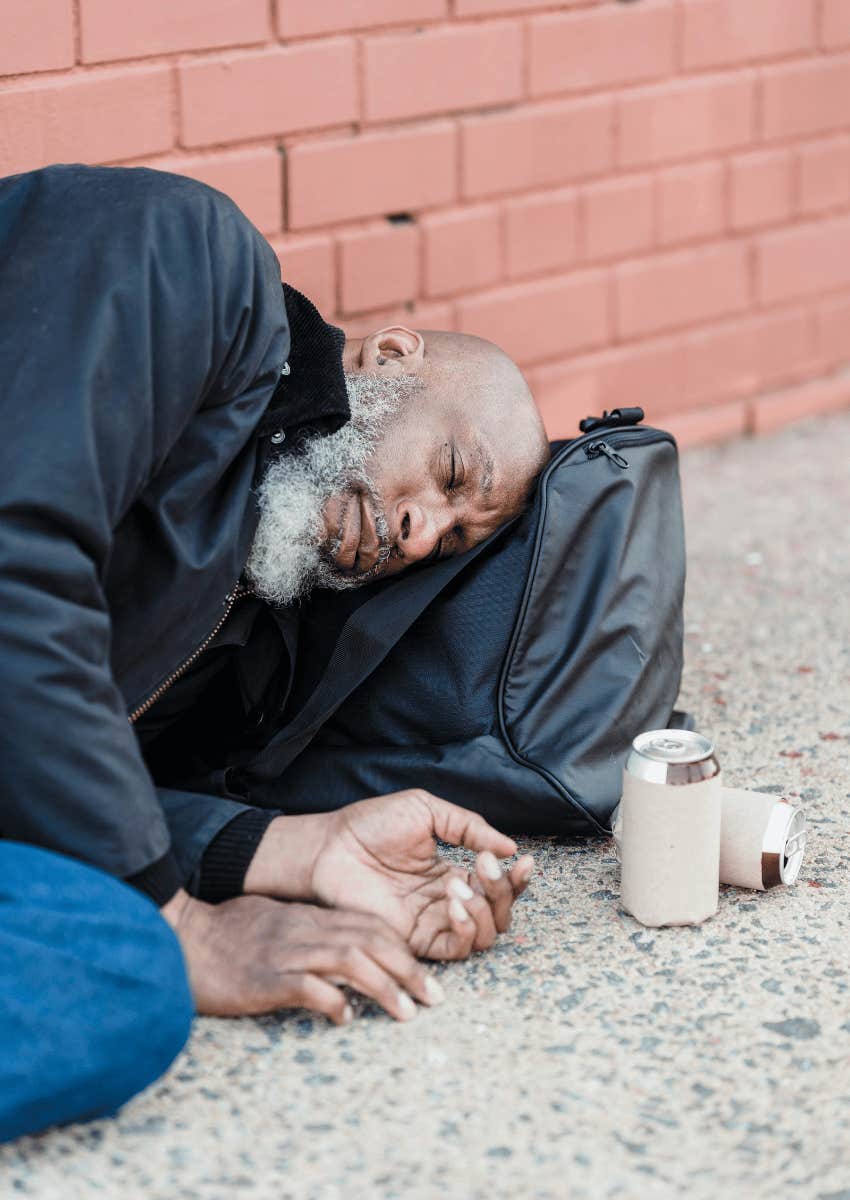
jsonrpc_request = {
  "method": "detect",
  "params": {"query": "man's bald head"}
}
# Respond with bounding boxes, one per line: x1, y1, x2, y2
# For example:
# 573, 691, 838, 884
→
415, 330, 549, 486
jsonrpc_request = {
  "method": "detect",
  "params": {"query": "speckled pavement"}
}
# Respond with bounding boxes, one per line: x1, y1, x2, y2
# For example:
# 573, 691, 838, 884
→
3, 412, 850, 1200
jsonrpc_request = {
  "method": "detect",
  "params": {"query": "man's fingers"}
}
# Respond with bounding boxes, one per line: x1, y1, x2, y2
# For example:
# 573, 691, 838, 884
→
473, 851, 516, 934
444, 872, 495, 950
309, 945, 424, 1022
421, 886, 478, 961
508, 854, 535, 898
284, 972, 352, 1026
310, 925, 445, 1015
358, 928, 447, 1011
418, 791, 517, 857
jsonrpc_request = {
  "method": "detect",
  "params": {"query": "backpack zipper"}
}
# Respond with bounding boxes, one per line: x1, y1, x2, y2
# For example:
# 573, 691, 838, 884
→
127, 584, 253, 724
585, 440, 630, 469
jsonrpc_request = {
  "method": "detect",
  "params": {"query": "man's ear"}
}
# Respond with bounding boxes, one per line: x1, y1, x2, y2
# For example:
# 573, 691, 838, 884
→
359, 326, 425, 374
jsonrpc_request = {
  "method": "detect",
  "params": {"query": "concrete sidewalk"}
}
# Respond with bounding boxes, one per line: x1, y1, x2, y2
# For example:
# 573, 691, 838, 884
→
3, 412, 850, 1200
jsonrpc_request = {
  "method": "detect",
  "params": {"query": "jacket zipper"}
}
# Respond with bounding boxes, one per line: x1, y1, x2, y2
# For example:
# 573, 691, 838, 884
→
128, 584, 253, 724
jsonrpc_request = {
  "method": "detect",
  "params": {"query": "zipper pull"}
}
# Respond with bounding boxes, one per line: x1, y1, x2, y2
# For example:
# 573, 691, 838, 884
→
586, 441, 629, 469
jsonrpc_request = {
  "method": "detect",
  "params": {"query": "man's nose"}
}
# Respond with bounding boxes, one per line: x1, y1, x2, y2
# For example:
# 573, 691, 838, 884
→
398, 502, 453, 562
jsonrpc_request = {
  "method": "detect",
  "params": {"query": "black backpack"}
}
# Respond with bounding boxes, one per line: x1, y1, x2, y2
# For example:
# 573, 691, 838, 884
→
239, 409, 689, 836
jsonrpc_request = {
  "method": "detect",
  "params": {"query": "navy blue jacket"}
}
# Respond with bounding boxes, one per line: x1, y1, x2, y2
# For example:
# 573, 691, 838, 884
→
0, 165, 346, 903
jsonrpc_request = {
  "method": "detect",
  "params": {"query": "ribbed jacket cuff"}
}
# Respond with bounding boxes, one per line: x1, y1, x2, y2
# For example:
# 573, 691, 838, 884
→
127, 849, 183, 907
197, 808, 280, 904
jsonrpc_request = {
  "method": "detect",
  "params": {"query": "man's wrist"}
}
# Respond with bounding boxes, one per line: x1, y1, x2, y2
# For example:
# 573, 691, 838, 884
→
198, 809, 279, 904
242, 813, 329, 901
160, 886, 195, 929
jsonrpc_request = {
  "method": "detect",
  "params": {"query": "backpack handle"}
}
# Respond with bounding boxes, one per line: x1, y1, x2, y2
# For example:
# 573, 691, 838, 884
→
579, 407, 645, 434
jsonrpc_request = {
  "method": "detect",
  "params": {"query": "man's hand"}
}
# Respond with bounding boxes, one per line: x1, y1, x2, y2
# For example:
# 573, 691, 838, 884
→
161, 888, 444, 1022
244, 790, 534, 960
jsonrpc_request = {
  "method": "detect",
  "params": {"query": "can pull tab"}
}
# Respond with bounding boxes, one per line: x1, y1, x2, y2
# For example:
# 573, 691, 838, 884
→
585, 440, 629, 469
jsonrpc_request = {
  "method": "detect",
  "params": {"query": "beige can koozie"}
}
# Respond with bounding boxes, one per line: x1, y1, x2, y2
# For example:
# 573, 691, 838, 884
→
620, 770, 722, 927
619, 729, 722, 928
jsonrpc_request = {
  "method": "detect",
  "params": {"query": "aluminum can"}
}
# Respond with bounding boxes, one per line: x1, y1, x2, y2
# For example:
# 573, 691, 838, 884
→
619, 728, 722, 927
612, 786, 807, 891
719, 787, 806, 890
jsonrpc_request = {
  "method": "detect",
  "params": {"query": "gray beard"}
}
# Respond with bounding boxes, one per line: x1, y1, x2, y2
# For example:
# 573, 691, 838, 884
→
244, 373, 421, 606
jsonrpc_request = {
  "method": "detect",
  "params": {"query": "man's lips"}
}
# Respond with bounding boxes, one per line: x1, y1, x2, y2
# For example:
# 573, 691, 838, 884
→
333, 491, 381, 574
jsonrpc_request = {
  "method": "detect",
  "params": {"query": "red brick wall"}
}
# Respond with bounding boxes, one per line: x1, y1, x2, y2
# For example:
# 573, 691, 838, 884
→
3, 0, 850, 447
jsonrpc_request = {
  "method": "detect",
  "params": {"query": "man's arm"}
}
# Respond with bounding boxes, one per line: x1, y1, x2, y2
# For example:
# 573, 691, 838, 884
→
0, 165, 287, 899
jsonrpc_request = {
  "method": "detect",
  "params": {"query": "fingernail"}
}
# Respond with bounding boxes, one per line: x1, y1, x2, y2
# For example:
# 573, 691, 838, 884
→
341, 1004, 354, 1024
450, 897, 472, 924
519, 856, 535, 881
397, 991, 417, 1021
448, 877, 475, 901
424, 976, 446, 1006
481, 852, 502, 882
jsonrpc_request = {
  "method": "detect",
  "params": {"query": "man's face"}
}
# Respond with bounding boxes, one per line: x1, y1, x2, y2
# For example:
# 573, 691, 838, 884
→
322, 382, 534, 583
246, 372, 544, 606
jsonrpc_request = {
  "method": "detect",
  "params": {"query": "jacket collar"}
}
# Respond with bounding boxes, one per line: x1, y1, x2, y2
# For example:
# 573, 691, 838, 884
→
256, 283, 349, 442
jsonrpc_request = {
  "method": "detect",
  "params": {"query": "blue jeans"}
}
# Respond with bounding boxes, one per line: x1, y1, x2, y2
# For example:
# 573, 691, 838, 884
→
0, 842, 194, 1142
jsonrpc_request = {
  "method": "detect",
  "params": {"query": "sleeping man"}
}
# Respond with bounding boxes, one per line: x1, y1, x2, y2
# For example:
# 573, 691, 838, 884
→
0, 165, 549, 1141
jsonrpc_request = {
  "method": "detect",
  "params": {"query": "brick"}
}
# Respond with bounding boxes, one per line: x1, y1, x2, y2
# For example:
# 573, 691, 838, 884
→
682, 0, 814, 70
504, 188, 578, 279
528, 338, 685, 433
457, 0, 591, 13
148, 148, 283, 235
527, 361, 604, 440
581, 175, 653, 261
757, 216, 850, 304
529, 2, 674, 96
457, 271, 609, 366
798, 137, 850, 215
278, 0, 446, 39
762, 57, 850, 141
535, 304, 811, 432
270, 234, 335, 316
80, 0, 268, 63
815, 295, 850, 366
680, 322, 756, 409
0, 67, 173, 177
338, 221, 420, 314
461, 98, 613, 199
339, 300, 455, 340
422, 206, 501, 298
657, 161, 725, 245
287, 123, 456, 230
751, 375, 850, 435
751, 309, 814, 388
730, 148, 794, 230
179, 42, 356, 148
683, 310, 810, 407
662, 400, 749, 449
615, 242, 749, 339
618, 73, 755, 168
677, 311, 807, 411
363, 22, 522, 123
0, 0, 73, 76
820, 0, 850, 49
